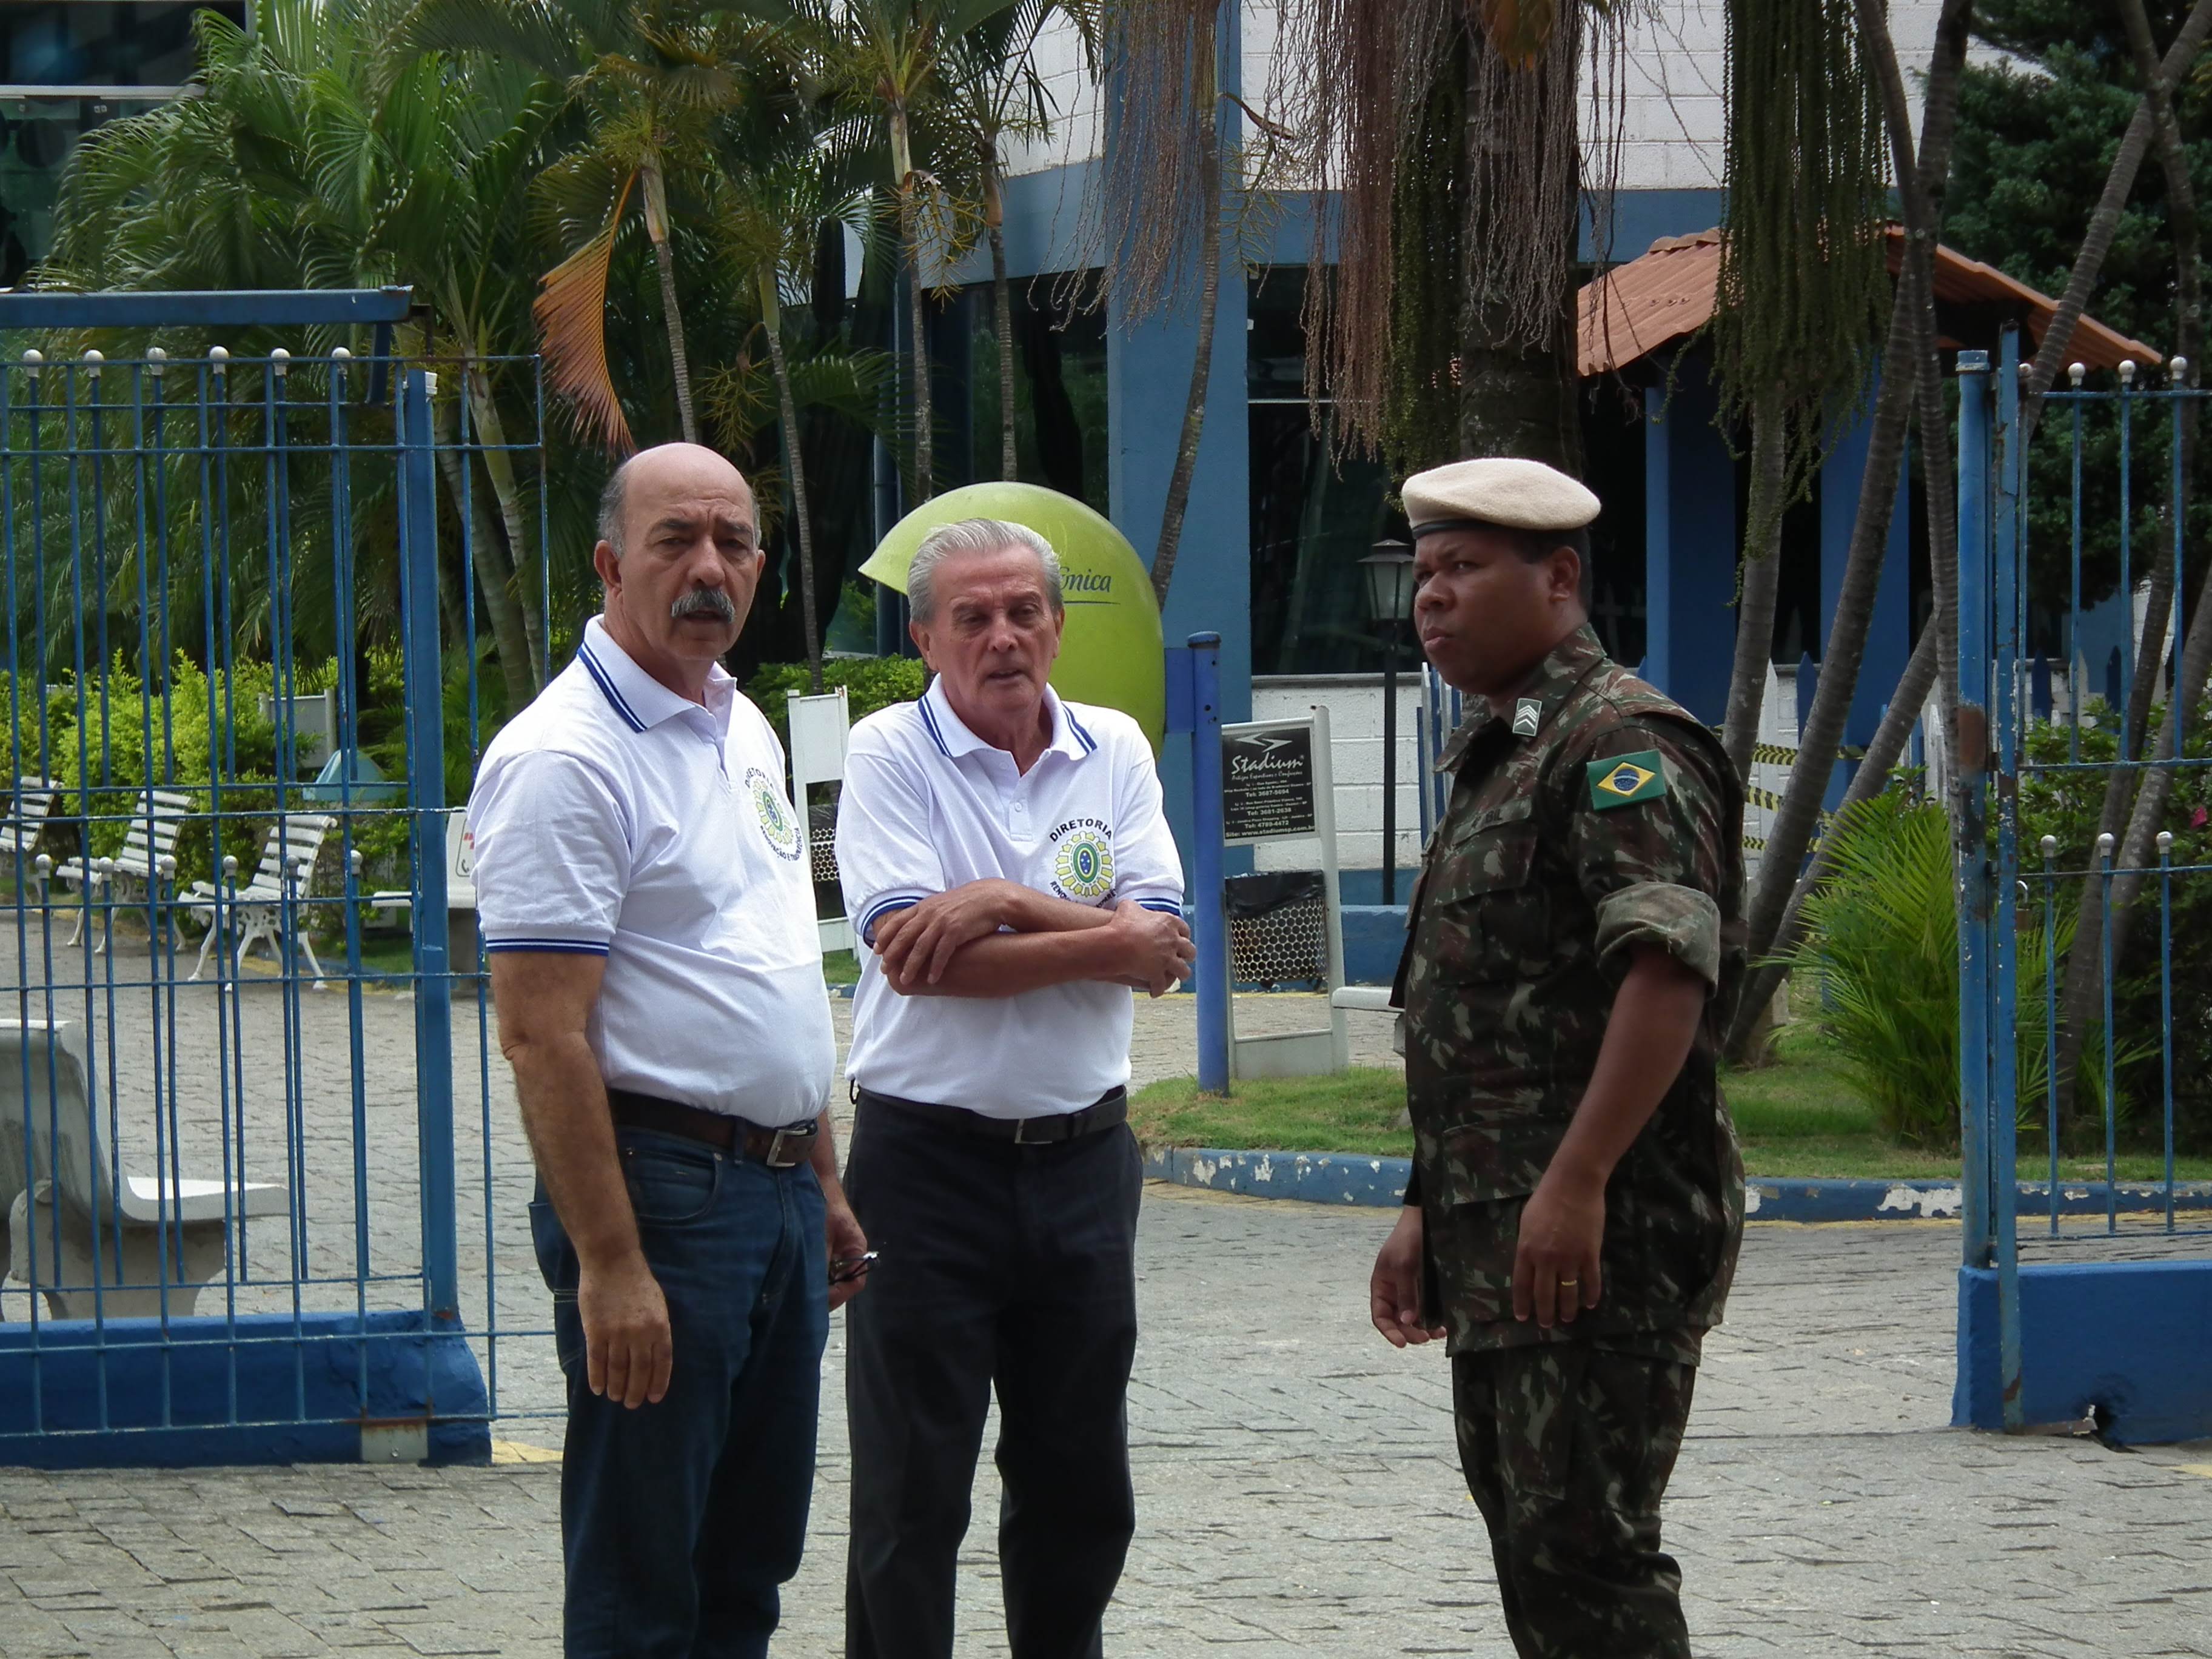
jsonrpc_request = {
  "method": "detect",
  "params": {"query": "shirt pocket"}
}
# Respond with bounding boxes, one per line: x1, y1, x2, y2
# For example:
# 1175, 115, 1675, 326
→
1423, 799, 1550, 983
1423, 1119, 1561, 1328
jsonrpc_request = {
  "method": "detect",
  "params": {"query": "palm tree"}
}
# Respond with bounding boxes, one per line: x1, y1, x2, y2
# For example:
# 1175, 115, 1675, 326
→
42, 0, 560, 708
941, 1, 1080, 480
405, 0, 765, 450
800, 0, 1021, 504
708, 112, 889, 689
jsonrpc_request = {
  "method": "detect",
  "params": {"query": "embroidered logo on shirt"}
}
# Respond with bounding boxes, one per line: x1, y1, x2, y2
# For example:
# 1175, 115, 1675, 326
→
1586, 750, 1669, 811
1051, 826, 1116, 902
745, 767, 803, 860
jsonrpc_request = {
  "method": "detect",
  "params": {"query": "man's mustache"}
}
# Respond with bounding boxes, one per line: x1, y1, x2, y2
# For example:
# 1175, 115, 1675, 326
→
671, 588, 737, 624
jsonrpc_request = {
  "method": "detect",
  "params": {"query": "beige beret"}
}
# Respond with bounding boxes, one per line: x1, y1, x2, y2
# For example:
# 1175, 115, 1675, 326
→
1401, 457, 1600, 537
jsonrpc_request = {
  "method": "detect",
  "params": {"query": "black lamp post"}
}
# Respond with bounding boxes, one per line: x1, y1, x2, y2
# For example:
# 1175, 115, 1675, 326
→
1361, 539, 1416, 904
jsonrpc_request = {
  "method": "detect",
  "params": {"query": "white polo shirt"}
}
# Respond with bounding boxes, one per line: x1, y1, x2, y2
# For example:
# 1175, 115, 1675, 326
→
467, 616, 834, 1129
837, 679, 1184, 1118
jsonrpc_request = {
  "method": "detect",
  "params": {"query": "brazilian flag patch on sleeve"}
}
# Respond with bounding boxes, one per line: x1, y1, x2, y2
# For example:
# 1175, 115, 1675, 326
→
1587, 749, 1668, 811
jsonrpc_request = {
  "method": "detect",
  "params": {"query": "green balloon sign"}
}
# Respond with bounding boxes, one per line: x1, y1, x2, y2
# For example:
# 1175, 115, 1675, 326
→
860, 483, 1167, 754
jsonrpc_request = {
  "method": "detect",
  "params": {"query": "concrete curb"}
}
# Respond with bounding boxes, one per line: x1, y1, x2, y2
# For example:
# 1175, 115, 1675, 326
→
1140, 1145, 2212, 1221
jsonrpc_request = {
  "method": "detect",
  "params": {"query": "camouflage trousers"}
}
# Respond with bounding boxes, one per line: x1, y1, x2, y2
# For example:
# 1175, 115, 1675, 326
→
1451, 1343, 1697, 1659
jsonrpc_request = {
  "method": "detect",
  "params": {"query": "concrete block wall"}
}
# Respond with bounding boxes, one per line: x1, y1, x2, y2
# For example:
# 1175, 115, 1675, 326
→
1251, 676, 1426, 874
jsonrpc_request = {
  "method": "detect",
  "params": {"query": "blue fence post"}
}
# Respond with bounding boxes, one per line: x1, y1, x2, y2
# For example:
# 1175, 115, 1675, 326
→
1992, 327, 2025, 1430
1956, 349, 1993, 1279
400, 369, 458, 1326
1187, 632, 1230, 1095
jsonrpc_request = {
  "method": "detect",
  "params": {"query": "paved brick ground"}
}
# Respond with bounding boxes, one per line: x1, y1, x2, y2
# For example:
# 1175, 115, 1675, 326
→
2, 927, 2210, 1656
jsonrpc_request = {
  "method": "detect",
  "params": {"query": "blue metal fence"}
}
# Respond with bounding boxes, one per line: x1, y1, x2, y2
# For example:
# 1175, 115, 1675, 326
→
1957, 326, 2212, 1442
0, 289, 557, 1464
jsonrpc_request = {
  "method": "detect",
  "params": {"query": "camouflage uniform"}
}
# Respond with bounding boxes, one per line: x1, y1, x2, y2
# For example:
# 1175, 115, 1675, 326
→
1394, 624, 1745, 1659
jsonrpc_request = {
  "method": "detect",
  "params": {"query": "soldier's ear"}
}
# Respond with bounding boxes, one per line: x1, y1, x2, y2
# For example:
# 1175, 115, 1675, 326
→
1547, 545, 1583, 606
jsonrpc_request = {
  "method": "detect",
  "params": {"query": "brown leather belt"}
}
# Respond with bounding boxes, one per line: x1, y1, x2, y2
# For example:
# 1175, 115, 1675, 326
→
854, 1085, 1128, 1145
608, 1088, 817, 1168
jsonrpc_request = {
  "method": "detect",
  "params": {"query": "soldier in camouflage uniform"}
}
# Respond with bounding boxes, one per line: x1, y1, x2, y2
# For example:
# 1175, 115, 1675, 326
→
1367, 457, 1745, 1659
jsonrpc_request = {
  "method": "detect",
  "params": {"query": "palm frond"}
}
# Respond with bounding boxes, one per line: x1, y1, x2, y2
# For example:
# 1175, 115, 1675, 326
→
533, 177, 639, 455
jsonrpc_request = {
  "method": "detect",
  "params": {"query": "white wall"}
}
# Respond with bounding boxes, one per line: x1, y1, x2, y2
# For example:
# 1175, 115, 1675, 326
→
1252, 676, 1425, 874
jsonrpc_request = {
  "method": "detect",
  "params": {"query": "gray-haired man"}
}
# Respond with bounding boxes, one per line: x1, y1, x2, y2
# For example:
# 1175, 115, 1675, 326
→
834, 519, 1194, 1659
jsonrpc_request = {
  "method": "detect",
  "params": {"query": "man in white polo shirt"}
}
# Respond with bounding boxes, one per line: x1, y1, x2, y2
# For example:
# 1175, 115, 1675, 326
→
469, 443, 865, 1658
836, 518, 1193, 1659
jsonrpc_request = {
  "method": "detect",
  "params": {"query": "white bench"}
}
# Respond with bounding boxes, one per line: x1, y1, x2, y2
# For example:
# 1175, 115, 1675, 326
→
369, 809, 479, 966
0, 1018, 288, 1319
52, 787, 192, 952
182, 813, 336, 986
2, 777, 56, 901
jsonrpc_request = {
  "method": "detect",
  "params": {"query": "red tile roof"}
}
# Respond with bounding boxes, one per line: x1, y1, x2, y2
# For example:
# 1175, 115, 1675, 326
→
1577, 227, 2162, 377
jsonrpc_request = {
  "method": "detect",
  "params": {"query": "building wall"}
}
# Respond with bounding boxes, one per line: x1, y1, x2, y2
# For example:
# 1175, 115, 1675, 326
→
1252, 675, 1425, 877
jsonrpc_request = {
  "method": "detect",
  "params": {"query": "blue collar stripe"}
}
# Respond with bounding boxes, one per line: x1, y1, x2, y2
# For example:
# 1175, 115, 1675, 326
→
917, 698, 953, 757
578, 646, 648, 732
1067, 711, 1098, 754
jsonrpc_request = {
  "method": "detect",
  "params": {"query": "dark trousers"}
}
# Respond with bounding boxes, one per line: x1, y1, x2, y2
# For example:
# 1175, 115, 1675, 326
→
531, 1127, 829, 1659
842, 1099, 1144, 1659
1452, 1344, 1698, 1659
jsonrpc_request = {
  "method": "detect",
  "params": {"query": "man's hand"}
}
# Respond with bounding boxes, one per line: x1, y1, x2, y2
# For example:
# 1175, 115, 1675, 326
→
577, 1252, 674, 1408
875, 883, 1013, 987
1370, 1205, 1446, 1347
825, 1198, 870, 1312
1511, 1168, 1605, 1330
1106, 901, 1197, 996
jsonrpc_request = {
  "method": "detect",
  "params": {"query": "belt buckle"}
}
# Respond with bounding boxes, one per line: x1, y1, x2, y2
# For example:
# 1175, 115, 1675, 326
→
764, 1127, 808, 1168
1013, 1113, 1064, 1145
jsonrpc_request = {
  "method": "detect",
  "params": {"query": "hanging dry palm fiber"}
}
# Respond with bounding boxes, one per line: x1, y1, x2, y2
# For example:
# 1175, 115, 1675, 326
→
1093, 0, 1218, 320
1276, 0, 1639, 476
1708, 0, 1889, 533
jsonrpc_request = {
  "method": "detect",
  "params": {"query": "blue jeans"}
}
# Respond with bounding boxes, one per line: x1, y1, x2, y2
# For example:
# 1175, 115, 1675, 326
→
531, 1127, 828, 1659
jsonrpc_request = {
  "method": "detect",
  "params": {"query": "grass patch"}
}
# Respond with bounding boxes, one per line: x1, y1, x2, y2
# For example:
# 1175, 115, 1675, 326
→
1131, 1068, 1414, 1158
1131, 1019, 2212, 1182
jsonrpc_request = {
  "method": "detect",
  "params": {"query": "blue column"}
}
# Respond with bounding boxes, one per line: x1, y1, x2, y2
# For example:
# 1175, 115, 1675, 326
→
1822, 369, 1914, 764
1107, 1, 1250, 880
1641, 352, 1736, 725
399, 370, 457, 1327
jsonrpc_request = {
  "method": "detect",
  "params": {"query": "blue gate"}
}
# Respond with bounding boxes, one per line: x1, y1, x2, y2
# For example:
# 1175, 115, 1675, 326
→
1956, 327, 2212, 1443
0, 289, 557, 1465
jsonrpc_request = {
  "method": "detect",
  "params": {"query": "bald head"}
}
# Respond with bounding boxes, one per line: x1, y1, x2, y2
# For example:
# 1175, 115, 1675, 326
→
591, 443, 764, 697
598, 443, 756, 561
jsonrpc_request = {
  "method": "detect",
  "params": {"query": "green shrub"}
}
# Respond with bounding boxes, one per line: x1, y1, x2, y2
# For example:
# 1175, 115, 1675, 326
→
1, 653, 424, 903
2019, 703, 2212, 1152
746, 656, 927, 745
1790, 788, 2119, 1151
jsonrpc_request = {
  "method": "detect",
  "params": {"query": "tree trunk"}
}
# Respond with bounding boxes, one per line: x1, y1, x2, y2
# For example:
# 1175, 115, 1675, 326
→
1859, 0, 1965, 737
2046, 0, 2208, 1124
2022, 0, 2212, 438
891, 106, 934, 505
432, 372, 534, 714
1725, 4, 1980, 1057
1737, 274, 1919, 961
1455, 32, 1583, 477
1721, 390, 1787, 785
640, 163, 698, 445
464, 367, 550, 692
988, 165, 1019, 480
761, 276, 824, 695
1149, 32, 1220, 611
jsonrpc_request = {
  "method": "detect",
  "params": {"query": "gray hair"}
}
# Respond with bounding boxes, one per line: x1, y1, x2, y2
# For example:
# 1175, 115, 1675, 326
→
907, 519, 1062, 623
596, 461, 631, 559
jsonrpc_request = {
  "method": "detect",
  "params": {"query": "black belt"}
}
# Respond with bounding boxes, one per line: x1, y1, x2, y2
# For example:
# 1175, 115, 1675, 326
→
608, 1088, 817, 1168
854, 1085, 1128, 1145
